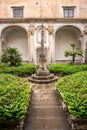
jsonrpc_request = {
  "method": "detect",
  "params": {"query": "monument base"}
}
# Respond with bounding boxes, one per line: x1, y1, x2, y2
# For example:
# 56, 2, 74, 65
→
36, 69, 50, 76
29, 73, 58, 84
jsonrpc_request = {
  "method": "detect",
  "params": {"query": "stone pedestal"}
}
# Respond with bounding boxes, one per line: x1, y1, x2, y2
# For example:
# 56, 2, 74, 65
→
36, 69, 50, 76
36, 52, 50, 76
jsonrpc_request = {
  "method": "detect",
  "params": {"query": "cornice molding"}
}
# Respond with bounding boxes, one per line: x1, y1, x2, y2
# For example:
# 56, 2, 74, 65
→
0, 18, 87, 23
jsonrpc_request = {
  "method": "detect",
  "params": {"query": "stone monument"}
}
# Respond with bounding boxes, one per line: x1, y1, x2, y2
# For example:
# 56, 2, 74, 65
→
29, 24, 57, 83
36, 24, 50, 76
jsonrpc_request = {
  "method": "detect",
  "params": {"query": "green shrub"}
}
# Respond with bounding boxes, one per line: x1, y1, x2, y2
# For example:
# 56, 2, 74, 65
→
49, 64, 87, 75
1, 47, 22, 66
0, 74, 31, 121
56, 71, 87, 118
0, 64, 37, 76
64, 43, 83, 64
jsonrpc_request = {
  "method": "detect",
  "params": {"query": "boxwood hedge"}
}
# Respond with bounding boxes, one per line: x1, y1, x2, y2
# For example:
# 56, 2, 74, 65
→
56, 71, 87, 118
0, 64, 37, 76
49, 64, 87, 75
0, 74, 31, 121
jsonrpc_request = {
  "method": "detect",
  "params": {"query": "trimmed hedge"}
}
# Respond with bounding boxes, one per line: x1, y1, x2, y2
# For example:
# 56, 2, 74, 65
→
56, 71, 87, 118
49, 64, 87, 75
0, 64, 37, 76
0, 74, 31, 121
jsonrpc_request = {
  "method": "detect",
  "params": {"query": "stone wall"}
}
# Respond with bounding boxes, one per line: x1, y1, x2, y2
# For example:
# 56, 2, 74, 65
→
0, 0, 87, 18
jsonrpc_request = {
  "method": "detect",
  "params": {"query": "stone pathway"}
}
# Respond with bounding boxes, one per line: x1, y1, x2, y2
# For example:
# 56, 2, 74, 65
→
23, 83, 71, 130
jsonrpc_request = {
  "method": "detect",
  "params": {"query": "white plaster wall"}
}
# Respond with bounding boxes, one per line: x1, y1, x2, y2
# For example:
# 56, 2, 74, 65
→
3, 29, 28, 61
55, 29, 81, 61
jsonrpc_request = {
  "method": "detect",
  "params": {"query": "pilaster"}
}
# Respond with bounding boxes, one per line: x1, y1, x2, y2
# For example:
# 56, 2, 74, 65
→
0, 36, 2, 60
48, 25, 55, 64
28, 24, 35, 63
82, 30, 87, 63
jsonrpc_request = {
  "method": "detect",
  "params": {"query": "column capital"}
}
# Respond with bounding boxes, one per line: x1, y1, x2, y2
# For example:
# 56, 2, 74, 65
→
48, 25, 54, 35
83, 29, 87, 35
80, 33, 84, 37
29, 25, 35, 36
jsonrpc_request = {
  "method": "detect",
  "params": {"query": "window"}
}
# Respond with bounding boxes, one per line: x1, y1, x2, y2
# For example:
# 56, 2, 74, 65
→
64, 8, 74, 18
12, 7, 24, 17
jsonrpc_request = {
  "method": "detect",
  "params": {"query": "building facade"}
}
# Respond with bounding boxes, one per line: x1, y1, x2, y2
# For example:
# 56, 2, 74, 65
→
0, 0, 87, 64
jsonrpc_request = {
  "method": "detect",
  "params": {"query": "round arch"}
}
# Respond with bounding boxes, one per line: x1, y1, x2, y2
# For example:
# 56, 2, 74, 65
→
55, 25, 82, 35
55, 25, 82, 63
1, 25, 28, 35
1, 25, 28, 62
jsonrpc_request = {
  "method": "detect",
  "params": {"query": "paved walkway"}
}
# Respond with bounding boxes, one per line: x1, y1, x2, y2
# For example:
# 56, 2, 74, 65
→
23, 83, 71, 130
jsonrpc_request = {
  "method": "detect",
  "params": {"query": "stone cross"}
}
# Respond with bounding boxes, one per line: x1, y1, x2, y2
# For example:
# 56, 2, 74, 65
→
39, 24, 46, 68
41, 24, 44, 54
36, 24, 50, 76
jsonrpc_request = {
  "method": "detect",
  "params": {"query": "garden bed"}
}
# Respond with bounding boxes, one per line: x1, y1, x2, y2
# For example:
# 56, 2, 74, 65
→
49, 64, 87, 75
0, 74, 31, 129
56, 90, 87, 130
56, 71, 87, 130
0, 63, 37, 76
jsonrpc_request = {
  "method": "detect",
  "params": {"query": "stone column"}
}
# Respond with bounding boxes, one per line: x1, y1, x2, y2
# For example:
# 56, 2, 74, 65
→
84, 33, 87, 63
27, 33, 30, 63
81, 31, 87, 63
0, 36, 2, 61
28, 24, 35, 63
48, 25, 55, 64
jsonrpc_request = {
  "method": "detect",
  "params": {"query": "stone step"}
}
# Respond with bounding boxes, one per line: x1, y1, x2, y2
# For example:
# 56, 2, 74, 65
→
33, 89, 56, 94
31, 74, 55, 80
31, 83, 55, 90
32, 87, 55, 91
30, 98, 61, 106
30, 106, 62, 109
23, 128, 68, 130
26, 107, 66, 118
24, 117, 70, 130
31, 90, 61, 106
31, 98, 61, 106
28, 76, 58, 83
31, 102, 61, 106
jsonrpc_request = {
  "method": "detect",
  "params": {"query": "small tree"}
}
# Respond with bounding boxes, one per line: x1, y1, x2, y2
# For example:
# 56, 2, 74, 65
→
64, 43, 83, 64
1, 47, 22, 66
